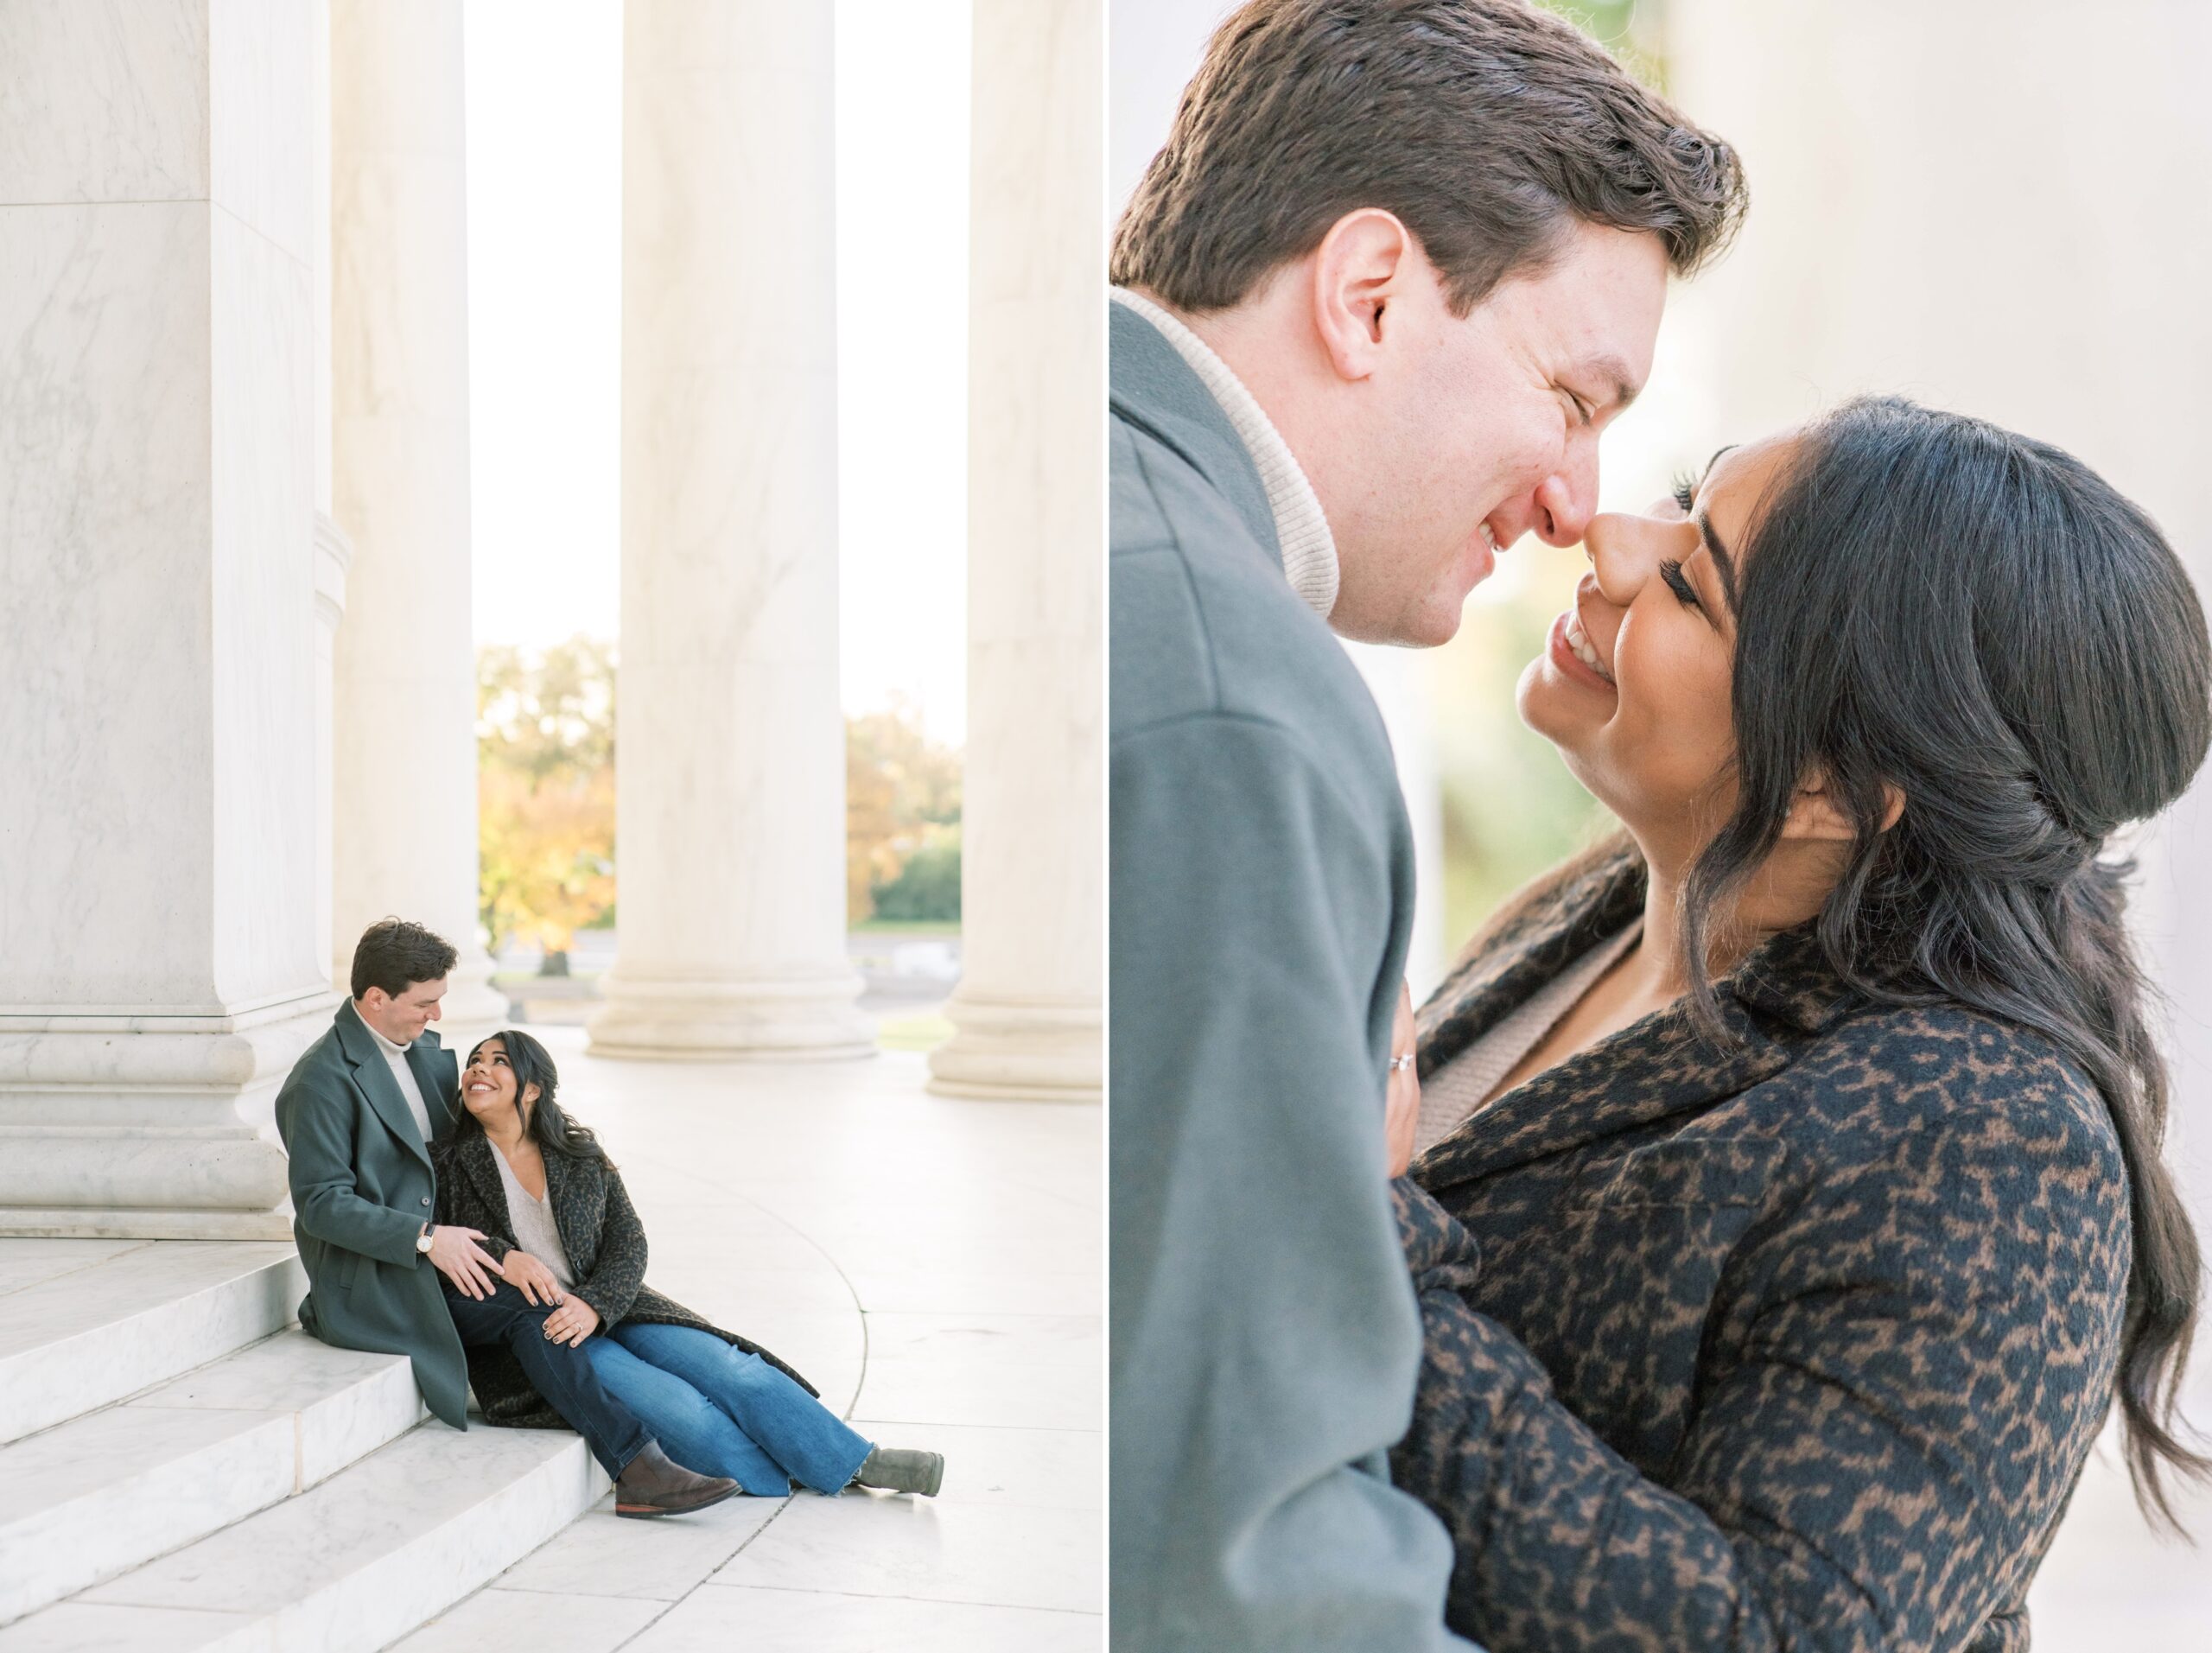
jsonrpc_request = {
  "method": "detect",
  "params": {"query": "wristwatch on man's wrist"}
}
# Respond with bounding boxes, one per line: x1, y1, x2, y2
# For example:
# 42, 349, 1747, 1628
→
416, 1224, 436, 1256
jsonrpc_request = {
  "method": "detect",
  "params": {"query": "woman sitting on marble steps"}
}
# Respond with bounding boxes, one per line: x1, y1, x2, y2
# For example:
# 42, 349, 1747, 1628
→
429, 1029, 944, 1500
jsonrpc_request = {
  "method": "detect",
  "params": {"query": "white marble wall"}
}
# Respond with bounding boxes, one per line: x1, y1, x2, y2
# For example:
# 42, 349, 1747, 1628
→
928, 0, 1106, 1103
588, 0, 872, 1060
0, 1, 332, 1237
327, 0, 504, 1027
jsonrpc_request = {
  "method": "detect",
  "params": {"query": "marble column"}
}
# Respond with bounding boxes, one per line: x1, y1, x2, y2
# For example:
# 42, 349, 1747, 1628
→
327, 0, 504, 1026
588, 1, 871, 1060
0, 0, 330, 1237
927, 0, 1105, 1103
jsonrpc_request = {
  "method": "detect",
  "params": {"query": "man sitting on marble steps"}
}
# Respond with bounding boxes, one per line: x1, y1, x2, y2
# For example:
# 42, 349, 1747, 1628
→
273, 917, 736, 1518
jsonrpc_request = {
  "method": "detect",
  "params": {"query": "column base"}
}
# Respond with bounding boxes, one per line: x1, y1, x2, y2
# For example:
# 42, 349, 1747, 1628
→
928, 989, 1101, 1103
585, 968, 874, 1061
0, 989, 340, 1239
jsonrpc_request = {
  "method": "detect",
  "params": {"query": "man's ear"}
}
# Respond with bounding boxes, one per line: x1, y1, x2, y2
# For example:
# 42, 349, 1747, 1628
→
1309, 208, 1416, 384
1783, 769, 1905, 843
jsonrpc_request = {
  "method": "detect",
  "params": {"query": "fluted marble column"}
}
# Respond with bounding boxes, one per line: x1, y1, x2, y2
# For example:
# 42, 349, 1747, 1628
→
588, 1, 870, 1060
928, 0, 1105, 1103
0, 1, 329, 1237
327, 0, 503, 1026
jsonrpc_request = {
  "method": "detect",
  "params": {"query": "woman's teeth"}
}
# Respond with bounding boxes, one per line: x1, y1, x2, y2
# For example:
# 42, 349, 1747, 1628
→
1563, 609, 1614, 683
1479, 522, 1498, 552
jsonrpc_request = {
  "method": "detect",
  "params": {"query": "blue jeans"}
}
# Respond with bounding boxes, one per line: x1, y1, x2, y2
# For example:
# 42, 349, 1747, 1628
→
583, 1320, 872, 1496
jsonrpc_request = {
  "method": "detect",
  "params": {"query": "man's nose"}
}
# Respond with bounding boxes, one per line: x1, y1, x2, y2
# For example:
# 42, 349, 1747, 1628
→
1529, 440, 1600, 548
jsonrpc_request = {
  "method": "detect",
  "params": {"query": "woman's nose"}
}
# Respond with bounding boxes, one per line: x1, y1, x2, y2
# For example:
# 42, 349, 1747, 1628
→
1584, 510, 1689, 605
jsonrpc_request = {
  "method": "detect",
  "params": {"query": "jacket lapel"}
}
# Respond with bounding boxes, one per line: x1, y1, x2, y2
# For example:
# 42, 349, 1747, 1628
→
540, 1149, 594, 1279
334, 1001, 432, 1170
454, 1132, 517, 1241
407, 1031, 458, 1142
1109, 299, 1282, 571
1416, 841, 1648, 1071
1414, 873, 1861, 1194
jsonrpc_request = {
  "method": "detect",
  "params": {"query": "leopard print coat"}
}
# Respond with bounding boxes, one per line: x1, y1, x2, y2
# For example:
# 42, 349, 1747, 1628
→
432, 1130, 816, 1430
1395, 842, 2128, 1653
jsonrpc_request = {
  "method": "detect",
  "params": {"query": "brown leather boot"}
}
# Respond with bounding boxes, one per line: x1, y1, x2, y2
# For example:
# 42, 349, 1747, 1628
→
614, 1441, 741, 1518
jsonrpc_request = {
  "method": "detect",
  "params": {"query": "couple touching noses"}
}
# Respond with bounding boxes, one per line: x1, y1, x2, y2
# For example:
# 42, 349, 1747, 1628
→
1111, 3, 2209, 1651
274, 919, 944, 1519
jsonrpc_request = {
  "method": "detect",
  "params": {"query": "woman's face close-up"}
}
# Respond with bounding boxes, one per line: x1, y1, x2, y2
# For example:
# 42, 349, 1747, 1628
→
462, 1038, 530, 1128
1516, 432, 1798, 864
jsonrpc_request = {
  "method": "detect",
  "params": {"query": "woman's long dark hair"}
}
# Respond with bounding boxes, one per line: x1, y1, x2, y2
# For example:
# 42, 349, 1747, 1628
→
454, 1029, 613, 1167
1674, 396, 2212, 1529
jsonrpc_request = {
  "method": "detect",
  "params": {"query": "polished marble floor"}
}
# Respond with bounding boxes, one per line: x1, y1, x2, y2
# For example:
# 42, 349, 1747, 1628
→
397, 1034, 1101, 1651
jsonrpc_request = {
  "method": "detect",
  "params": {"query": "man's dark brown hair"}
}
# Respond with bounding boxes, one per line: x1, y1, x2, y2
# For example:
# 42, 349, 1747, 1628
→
1112, 0, 1748, 315
351, 919, 459, 1001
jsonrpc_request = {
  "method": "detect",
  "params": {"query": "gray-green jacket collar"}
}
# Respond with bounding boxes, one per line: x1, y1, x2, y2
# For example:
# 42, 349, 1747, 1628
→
334, 998, 452, 1164
1109, 293, 1340, 617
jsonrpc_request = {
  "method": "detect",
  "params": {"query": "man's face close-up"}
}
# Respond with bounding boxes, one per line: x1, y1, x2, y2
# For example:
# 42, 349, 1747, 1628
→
1329, 220, 1669, 647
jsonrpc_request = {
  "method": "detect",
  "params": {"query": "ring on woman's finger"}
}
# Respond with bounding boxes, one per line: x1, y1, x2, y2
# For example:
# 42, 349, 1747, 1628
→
1389, 1053, 1415, 1072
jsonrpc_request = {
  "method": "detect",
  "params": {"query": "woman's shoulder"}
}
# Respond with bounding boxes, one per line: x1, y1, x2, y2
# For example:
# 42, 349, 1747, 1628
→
1762, 998, 2121, 1185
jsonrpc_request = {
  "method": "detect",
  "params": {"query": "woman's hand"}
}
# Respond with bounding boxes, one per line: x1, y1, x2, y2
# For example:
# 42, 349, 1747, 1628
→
500, 1249, 566, 1307
542, 1295, 601, 1347
1386, 979, 1421, 1179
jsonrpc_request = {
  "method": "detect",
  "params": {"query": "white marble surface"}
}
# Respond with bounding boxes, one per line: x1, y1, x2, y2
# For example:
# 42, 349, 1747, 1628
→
130, 1327, 423, 1488
930, 0, 1104, 1104
591, 0, 868, 1061
0, 1239, 144, 1295
0, 3, 207, 206
637, 1587, 1100, 1652
1, 0, 328, 1237
73, 1421, 599, 1651
0, 1404, 293, 1624
0, 1600, 257, 1653
491, 1500, 783, 1604
391, 1587, 664, 1652
0, 1243, 301, 1442
327, 0, 504, 1026
712, 1497, 1101, 1614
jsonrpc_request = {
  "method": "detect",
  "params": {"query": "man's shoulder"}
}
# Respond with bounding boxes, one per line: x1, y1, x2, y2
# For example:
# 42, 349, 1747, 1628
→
277, 1020, 353, 1104
1112, 415, 1391, 777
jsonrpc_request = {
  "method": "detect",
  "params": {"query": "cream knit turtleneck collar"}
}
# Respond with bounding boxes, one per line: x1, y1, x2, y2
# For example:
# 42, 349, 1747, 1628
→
1112, 287, 1340, 620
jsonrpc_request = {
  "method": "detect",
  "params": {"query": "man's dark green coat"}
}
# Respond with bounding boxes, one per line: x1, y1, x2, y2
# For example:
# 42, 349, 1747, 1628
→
274, 1000, 467, 1426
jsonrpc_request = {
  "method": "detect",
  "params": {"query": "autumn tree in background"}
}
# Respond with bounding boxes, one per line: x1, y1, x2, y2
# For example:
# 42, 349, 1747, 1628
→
846, 698, 962, 925
478, 638, 617, 971
478, 645, 961, 953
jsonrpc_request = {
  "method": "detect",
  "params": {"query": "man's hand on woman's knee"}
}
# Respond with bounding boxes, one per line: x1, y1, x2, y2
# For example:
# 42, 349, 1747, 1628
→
426, 1224, 501, 1300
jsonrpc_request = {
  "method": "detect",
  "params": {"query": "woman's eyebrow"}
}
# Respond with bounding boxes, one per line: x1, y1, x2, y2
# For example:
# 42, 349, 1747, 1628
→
1694, 510, 1738, 617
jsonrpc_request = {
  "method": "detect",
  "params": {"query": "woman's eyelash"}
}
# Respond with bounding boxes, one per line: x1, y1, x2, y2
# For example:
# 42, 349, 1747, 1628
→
1669, 471, 1698, 513
1658, 557, 1700, 608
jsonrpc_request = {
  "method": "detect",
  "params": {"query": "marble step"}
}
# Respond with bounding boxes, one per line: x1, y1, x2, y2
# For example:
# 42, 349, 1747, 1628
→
0, 1329, 424, 1625
0, 1241, 305, 1445
0, 1418, 612, 1653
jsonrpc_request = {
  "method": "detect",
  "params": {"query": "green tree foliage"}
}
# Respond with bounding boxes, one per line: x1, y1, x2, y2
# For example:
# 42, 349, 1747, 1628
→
477, 639, 617, 962
847, 699, 963, 925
